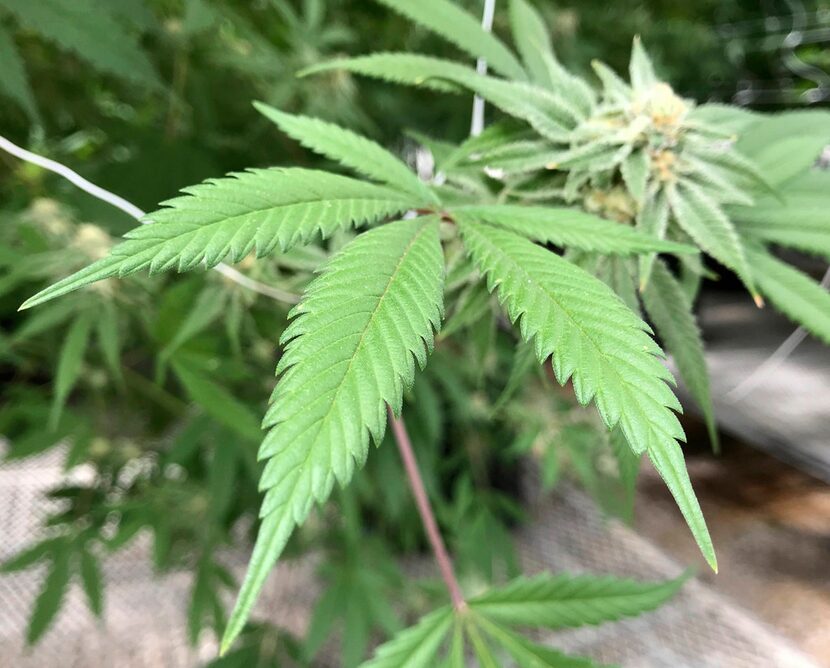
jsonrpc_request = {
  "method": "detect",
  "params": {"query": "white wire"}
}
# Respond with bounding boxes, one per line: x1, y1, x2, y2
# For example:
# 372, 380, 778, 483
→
0, 134, 299, 303
469, 0, 497, 137
727, 265, 830, 401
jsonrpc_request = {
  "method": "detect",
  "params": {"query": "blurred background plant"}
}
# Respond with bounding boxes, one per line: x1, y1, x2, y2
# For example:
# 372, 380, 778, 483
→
1, 0, 829, 666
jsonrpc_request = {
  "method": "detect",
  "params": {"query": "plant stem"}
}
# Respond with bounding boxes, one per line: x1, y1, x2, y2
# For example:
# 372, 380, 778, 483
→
386, 405, 467, 612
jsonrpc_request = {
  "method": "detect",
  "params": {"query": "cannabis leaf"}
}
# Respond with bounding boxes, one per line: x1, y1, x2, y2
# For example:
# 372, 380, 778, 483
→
254, 102, 438, 204
0, 22, 37, 119
362, 607, 454, 668
450, 204, 694, 255
468, 571, 686, 627
666, 181, 756, 298
362, 571, 686, 667
732, 169, 830, 262
508, 0, 555, 87
21, 169, 418, 309
303, 53, 579, 140
456, 217, 715, 570
374, 0, 526, 81
642, 260, 718, 450
745, 245, 830, 345
0, 0, 159, 88
221, 216, 445, 651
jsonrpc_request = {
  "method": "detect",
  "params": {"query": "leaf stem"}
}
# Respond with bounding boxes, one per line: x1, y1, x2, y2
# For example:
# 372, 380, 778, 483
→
386, 405, 467, 612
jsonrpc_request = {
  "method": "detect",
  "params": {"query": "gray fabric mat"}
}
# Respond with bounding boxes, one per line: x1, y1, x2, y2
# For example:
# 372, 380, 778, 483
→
0, 447, 817, 667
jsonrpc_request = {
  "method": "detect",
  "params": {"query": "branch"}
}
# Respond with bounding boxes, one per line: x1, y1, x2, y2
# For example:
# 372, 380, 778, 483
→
386, 405, 467, 612
0, 135, 299, 304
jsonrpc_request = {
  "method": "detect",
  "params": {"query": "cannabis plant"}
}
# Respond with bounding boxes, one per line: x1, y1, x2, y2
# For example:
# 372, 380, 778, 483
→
12, 0, 830, 664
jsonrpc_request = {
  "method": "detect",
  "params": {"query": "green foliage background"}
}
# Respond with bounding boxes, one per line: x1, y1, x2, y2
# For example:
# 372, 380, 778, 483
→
2, 1, 829, 666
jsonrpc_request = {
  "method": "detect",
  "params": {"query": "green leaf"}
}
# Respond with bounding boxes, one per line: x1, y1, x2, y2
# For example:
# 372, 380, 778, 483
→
1, 538, 61, 572
208, 443, 239, 521
466, 620, 500, 668
470, 571, 686, 628
452, 205, 693, 255
629, 36, 657, 91
493, 341, 538, 412
440, 282, 492, 338
732, 170, 830, 261
79, 547, 104, 617
0, 0, 159, 87
12, 298, 80, 343
50, 312, 94, 428
475, 616, 600, 667
161, 285, 227, 361
447, 620, 465, 668
360, 606, 453, 668
21, 169, 416, 309
685, 142, 774, 197
172, 359, 262, 442
254, 103, 437, 203
508, 0, 553, 87
609, 425, 640, 517
745, 245, 830, 345
735, 110, 830, 186
636, 191, 670, 288
591, 59, 632, 104
621, 149, 649, 204
457, 220, 715, 570
373, 0, 526, 80
96, 301, 123, 385
688, 103, 760, 135
508, 0, 595, 113
642, 260, 718, 451
0, 21, 37, 119
667, 181, 756, 297
27, 548, 71, 644
222, 217, 445, 652
303, 54, 578, 141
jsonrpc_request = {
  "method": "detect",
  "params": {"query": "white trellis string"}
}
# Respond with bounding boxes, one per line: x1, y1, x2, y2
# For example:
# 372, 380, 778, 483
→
469, 0, 496, 137
0, 134, 299, 303
727, 265, 830, 401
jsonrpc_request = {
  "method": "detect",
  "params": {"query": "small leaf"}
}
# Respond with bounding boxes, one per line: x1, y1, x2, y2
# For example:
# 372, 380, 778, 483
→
735, 110, 830, 186
373, 0, 526, 80
476, 616, 601, 667
255, 103, 437, 203
160, 285, 227, 361
591, 59, 632, 103
453, 205, 693, 256
509, 0, 554, 86
50, 312, 94, 428
470, 571, 687, 628
304, 54, 578, 141
27, 548, 71, 644
172, 359, 262, 442
642, 260, 718, 451
96, 301, 123, 385
732, 169, 830, 261
360, 606, 453, 668
0, 22, 37, 119
629, 36, 657, 91
79, 547, 104, 617
1, 538, 61, 573
621, 149, 649, 204
745, 245, 830, 345
667, 181, 755, 296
